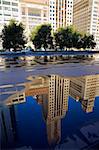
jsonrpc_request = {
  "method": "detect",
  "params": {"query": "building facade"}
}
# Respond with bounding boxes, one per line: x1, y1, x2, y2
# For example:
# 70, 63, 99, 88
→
49, 0, 56, 31
20, 0, 49, 35
73, 0, 99, 50
0, 0, 20, 49
0, 0, 20, 30
56, 0, 73, 29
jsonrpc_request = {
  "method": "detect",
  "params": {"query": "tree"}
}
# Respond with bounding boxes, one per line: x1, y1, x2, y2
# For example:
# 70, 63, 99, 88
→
72, 31, 83, 49
54, 28, 65, 49
54, 26, 96, 50
82, 34, 96, 50
31, 24, 53, 50
1, 20, 27, 51
54, 26, 79, 50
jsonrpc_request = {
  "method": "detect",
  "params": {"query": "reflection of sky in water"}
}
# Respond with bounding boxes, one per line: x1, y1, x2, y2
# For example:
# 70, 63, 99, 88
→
61, 96, 99, 139
0, 94, 12, 102
15, 96, 48, 149
4, 96, 98, 149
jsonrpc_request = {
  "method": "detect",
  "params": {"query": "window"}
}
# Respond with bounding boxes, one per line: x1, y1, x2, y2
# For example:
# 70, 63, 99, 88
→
12, 2, 18, 6
4, 14, 11, 17
3, 1, 10, 5
12, 8, 18, 12
4, 7, 11, 11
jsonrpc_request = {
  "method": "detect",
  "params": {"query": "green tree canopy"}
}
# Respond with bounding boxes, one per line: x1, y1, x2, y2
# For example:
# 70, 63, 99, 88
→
1, 20, 27, 51
54, 26, 77, 50
81, 34, 96, 50
54, 26, 96, 50
30, 24, 53, 50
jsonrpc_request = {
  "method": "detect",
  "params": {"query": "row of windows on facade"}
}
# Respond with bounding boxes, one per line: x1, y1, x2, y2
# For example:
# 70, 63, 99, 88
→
22, 17, 48, 21
58, 3, 73, 8
0, 1, 18, 6
0, 14, 18, 17
49, 91, 69, 95
0, 7, 18, 11
57, 9, 73, 14
50, 1, 55, 5
22, 13, 47, 18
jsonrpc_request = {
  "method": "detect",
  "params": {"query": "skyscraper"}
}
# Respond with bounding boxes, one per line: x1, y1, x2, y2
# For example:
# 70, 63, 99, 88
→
49, 0, 56, 31
73, 0, 99, 50
56, 0, 73, 29
0, 0, 20, 29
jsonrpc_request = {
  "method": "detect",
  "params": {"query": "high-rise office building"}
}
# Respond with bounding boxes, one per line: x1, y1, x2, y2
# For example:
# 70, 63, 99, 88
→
73, 0, 99, 50
0, 0, 20, 30
49, 0, 56, 31
49, 0, 73, 30
20, 0, 49, 34
0, 0, 20, 49
56, 0, 73, 29
70, 74, 99, 112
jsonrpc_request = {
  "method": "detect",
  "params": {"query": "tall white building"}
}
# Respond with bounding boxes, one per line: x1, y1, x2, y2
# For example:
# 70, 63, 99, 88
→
56, 0, 73, 29
73, 0, 99, 50
0, 0, 20, 49
0, 0, 20, 29
49, 0, 56, 31
49, 0, 73, 31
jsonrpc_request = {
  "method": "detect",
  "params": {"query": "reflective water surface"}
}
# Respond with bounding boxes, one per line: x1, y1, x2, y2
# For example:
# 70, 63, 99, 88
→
0, 74, 99, 149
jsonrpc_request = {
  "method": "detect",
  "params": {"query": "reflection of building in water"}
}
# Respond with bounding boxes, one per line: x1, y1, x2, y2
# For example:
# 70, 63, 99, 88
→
70, 74, 99, 113
48, 75, 70, 121
47, 120, 61, 146
96, 74, 99, 97
41, 75, 70, 145
0, 105, 17, 149
6, 92, 26, 106
25, 76, 49, 97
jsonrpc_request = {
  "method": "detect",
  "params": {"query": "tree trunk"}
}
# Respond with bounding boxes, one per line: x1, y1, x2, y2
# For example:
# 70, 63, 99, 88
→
14, 47, 16, 52
44, 56, 48, 62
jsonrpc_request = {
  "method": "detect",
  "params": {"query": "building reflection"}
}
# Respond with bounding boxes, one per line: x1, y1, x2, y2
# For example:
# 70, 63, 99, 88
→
45, 75, 70, 145
0, 74, 99, 148
0, 104, 17, 149
70, 74, 99, 113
